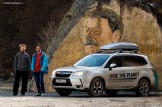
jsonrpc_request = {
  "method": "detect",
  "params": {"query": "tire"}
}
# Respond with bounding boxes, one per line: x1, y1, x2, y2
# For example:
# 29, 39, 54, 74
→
135, 78, 150, 97
105, 90, 118, 96
88, 78, 104, 97
55, 88, 72, 96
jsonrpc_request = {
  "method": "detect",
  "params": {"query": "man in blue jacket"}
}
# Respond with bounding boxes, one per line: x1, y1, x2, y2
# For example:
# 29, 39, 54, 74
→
31, 44, 48, 96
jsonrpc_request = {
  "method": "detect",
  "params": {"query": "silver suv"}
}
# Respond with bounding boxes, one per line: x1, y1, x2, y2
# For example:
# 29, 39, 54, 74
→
51, 42, 157, 97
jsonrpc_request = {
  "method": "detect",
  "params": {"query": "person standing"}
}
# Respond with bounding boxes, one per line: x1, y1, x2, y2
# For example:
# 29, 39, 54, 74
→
31, 44, 48, 96
13, 44, 30, 96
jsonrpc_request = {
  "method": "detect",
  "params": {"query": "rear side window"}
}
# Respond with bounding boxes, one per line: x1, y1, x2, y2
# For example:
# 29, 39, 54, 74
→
105, 56, 122, 68
123, 56, 147, 67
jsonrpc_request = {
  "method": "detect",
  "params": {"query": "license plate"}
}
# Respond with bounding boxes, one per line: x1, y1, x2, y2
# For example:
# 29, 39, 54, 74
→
56, 79, 66, 83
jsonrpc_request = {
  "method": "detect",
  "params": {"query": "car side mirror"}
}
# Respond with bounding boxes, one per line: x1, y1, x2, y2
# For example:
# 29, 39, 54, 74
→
109, 63, 117, 70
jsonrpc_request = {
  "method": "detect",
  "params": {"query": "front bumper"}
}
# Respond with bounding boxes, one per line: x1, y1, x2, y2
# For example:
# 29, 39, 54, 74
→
51, 76, 89, 90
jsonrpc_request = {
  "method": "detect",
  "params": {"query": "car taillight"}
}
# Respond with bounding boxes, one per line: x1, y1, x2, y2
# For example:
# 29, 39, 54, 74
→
151, 68, 156, 73
151, 64, 156, 73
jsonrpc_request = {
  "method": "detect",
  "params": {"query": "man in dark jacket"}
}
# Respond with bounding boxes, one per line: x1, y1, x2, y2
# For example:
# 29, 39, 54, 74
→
13, 44, 30, 96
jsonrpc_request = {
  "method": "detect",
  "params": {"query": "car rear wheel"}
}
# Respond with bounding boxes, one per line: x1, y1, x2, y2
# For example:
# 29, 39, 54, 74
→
55, 88, 72, 96
135, 78, 150, 97
88, 78, 104, 97
105, 90, 118, 96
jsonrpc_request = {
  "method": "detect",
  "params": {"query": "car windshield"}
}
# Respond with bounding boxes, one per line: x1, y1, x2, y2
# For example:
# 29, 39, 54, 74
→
74, 55, 110, 67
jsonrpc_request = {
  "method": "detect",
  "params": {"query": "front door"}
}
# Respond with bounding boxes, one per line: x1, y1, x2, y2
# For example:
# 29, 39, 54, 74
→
105, 56, 126, 89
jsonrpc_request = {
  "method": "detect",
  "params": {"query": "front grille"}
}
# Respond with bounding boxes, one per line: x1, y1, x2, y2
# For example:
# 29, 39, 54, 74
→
52, 78, 72, 86
55, 71, 73, 77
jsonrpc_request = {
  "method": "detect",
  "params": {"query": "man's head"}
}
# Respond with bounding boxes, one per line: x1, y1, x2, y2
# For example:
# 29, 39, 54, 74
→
35, 44, 42, 53
19, 44, 26, 52
81, 9, 122, 54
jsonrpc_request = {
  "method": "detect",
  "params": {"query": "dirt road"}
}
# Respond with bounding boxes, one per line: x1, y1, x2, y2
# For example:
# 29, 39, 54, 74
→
0, 92, 161, 107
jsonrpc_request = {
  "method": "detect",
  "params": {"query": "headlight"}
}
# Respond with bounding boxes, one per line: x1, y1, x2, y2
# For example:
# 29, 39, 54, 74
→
72, 71, 88, 77
52, 70, 56, 76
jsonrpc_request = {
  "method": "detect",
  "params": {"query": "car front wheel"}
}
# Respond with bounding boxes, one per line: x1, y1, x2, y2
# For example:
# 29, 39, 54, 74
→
135, 78, 150, 97
88, 78, 104, 97
55, 88, 72, 96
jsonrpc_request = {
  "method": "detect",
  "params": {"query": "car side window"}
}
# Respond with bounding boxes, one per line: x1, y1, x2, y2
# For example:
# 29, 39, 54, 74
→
136, 56, 147, 65
123, 56, 147, 67
105, 56, 122, 68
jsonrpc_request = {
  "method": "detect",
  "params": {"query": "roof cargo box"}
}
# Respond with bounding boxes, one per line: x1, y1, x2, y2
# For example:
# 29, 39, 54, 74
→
98, 42, 138, 54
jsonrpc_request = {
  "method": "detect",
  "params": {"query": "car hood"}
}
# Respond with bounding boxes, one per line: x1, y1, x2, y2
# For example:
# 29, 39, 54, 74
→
55, 66, 100, 72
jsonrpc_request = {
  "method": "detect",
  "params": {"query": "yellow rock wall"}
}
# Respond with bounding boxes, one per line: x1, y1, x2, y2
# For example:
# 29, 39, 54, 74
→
45, 21, 85, 91
121, 6, 162, 89
45, 1, 162, 91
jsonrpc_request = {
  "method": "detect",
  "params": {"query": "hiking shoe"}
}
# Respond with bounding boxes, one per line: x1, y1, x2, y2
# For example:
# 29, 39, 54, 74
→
21, 93, 25, 96
41, 93, 44, 96
35, 93, 41, 96
13, 93, 18, 96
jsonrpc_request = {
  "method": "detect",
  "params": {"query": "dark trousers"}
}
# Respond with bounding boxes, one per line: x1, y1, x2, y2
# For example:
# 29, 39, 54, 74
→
33, 71, 45, 93
13, 70, 28, 94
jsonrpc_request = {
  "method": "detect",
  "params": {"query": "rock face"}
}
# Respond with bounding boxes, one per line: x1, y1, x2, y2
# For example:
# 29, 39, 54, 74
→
46, 0, 162, 91
121, 6, 162, 89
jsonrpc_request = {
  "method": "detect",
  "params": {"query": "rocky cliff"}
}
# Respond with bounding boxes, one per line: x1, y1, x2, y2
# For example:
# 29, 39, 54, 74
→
46, 0, 162, 91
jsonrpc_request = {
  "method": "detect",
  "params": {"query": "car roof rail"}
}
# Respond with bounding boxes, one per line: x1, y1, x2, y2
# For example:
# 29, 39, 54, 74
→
117, 49, 138, 53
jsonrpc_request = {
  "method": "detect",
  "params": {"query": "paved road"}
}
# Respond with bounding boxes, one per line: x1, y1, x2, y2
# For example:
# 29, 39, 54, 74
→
0, 91, 161, 107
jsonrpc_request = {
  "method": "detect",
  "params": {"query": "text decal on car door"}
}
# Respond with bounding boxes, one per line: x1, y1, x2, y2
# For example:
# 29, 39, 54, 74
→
110, 72, 139, 79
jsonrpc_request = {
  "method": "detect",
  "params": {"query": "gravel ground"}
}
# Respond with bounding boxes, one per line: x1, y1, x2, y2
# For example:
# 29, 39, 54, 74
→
0, 91, 161, 107
0, 80, 162, 107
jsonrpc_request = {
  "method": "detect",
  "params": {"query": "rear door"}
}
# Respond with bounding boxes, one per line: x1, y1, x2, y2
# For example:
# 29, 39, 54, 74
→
122, 55, 148, 88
